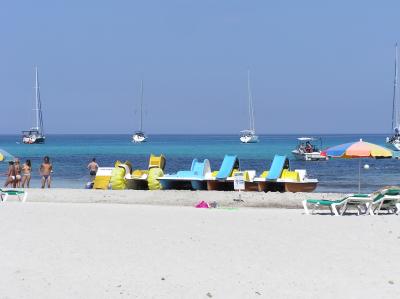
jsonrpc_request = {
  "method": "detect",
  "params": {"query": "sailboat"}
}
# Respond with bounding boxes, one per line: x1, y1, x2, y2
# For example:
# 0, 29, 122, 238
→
132, 80, 147, 143
386, 43, 400, 150
22, 66, 45, 144
240, 70, 259, 143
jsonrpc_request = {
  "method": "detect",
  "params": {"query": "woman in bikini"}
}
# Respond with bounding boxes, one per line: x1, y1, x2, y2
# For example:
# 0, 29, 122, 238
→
21, 159, 32, 188
40, 156, 53, 188
4, 161, 16, 188
14, 158, 22, 187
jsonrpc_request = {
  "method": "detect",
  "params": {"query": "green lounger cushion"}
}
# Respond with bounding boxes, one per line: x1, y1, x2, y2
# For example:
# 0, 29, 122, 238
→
385, 189, 400, 196
306, 194, 370, 206
0, 189, 25, 195
306, 199, 344, 206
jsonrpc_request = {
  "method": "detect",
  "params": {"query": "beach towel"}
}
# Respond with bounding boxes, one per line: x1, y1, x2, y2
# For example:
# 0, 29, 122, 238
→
195, 201, 210, 208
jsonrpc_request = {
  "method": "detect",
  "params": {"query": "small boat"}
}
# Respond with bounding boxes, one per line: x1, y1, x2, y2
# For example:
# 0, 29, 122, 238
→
204, 155, 259, 191
206, 155, 240, 191
240, 71, 259, 143
158, 159, 212, 190
125, 154, 165, 189
132, 131, 147, 143
240, 130, 259, 144
387, 43, 400, 150
291, 137, 327, 161
22, 66, 45, 144
132, 80, 147, 143
254, 155, 318, 192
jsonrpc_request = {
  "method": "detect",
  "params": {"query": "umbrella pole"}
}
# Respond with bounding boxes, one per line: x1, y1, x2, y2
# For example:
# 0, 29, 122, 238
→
358, 159, 361, 194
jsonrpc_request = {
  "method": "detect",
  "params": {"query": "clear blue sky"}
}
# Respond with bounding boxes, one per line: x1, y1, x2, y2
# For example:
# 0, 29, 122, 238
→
1, 0, 399, 134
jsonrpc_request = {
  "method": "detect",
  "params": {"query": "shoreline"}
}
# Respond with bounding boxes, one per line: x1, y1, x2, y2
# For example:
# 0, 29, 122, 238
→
10, 189, 346, 209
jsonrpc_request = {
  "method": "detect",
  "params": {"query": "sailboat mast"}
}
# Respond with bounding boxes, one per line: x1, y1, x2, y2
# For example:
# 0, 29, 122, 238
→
140, 80, 144, 132
35, 66, 40, 132
251, 80, 255, 132
392, 44, 398, 131
247, 70, 255, 132
247, 70, 252, 131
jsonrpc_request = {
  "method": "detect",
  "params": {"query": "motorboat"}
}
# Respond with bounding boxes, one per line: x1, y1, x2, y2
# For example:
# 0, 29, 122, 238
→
22, 66, 45, 144
387, 43, 400, 150
240, 71, 259, 143
292, 137, 327, 161
132, 80, 148, 143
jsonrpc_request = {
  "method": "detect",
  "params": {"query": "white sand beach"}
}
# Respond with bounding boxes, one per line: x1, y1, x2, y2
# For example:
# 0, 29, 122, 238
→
1, 191, 400, 298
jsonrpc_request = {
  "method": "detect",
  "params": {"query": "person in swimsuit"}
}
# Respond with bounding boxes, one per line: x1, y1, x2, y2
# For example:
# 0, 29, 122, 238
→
40, 156, 53, 188
21, 159, 32, 188
14, 158, 22, 187
87, 158, 99, 180
4, 161, 16, 188
305, 141, 313, 153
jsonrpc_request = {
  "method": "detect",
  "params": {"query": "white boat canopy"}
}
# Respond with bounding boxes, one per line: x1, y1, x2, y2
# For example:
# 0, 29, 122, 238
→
297, 137, 317, 141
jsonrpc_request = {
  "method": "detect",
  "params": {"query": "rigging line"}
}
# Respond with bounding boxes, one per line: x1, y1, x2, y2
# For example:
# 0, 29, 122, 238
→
140, 80, 144, 132
247, 70, 253, 131
393, 43, 398, 131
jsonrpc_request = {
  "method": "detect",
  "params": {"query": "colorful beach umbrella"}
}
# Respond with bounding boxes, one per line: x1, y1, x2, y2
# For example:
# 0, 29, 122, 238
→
322, 139, 392, 193
322, 140, 392, 159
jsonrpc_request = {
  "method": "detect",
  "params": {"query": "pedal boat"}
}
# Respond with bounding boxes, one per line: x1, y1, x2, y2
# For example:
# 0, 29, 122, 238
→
126, 154, 166, 190
254, 155, 318, 192
158, 159, 211, 190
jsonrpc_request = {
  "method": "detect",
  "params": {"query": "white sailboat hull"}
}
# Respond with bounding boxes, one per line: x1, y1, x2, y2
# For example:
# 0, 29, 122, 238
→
22, 135, 45, 144
240, 134, 259, 143
386, 136, 400, 151
132, 134, 147, 143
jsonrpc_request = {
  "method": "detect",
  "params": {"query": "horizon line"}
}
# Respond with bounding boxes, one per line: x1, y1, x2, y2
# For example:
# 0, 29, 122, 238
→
0, 132, 394, 136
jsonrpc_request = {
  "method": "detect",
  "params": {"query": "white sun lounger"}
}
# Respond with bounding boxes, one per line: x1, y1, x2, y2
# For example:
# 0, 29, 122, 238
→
365, 188, 400, 215
303, 194, 372, 216
0, 189, 28, 202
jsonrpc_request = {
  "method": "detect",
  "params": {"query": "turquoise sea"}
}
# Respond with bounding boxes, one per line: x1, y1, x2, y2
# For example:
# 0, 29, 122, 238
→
0, 134, 399, 193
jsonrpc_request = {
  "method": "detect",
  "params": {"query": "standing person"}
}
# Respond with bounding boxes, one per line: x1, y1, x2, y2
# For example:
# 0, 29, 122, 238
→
14, 158, 22, 187
40, 156, 52, 188
21, 159, 32, 188
4, 161, 16, 188
87, 158, 99, 180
